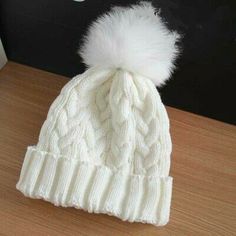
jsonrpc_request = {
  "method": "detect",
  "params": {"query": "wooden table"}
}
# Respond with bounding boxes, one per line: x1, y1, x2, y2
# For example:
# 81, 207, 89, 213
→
0, 62, 235, 235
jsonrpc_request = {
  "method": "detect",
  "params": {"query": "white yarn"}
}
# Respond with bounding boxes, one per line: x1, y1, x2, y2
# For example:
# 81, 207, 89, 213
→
37, 67, 171, 174
17, 67, 173, 225
16, 2, 177, 226
108, 71, 136, 169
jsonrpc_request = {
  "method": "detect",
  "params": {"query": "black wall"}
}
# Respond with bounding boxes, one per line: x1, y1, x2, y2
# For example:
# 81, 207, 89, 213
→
1, 0, 236, 124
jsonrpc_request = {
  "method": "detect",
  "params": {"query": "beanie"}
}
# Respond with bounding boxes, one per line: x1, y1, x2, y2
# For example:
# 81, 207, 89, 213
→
16, 2, 180, 226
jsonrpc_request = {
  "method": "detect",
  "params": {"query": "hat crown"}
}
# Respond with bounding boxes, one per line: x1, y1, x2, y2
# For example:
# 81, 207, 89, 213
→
37, 68, 171, 177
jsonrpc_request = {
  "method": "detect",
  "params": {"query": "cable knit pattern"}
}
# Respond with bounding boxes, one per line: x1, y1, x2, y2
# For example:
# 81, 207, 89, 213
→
17, 67, 173, 226
15, 1, 182, 226
16, 1, 180, 226
36, 68, 171, 175
38, 68, 113, 161
108, 71, 135, 169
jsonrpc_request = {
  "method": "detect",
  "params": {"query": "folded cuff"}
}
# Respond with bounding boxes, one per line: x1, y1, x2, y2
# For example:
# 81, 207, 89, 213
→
16, 146, 173, 226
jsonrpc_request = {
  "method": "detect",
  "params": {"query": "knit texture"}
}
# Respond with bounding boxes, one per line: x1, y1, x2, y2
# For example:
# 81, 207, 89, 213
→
17, 1, 180, 226
17, 67, 173, 226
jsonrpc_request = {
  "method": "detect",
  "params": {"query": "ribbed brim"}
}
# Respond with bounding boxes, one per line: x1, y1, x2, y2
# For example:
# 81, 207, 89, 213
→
16, 146, 173, 226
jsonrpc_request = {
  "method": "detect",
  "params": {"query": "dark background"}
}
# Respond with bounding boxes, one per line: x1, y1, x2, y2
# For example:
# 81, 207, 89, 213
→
1, 0, 236, 124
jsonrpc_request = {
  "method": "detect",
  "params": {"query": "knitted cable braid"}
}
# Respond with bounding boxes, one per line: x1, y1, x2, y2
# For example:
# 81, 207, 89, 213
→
17, 2, 180, 226
38, 68, 113, 159
37, 68, 170, 175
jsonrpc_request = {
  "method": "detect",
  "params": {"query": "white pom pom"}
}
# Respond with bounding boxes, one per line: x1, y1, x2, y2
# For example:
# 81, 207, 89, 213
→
79, 2, 180, 87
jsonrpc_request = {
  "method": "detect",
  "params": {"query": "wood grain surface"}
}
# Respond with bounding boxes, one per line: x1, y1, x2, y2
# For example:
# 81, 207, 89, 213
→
0, 62, 235, 236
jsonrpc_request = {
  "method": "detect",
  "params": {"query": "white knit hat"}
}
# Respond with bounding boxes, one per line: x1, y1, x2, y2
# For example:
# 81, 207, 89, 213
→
16, 2, 180, 226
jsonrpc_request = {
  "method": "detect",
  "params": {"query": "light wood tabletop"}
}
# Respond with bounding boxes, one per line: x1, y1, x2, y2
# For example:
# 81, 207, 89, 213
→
0, 62, 235, 236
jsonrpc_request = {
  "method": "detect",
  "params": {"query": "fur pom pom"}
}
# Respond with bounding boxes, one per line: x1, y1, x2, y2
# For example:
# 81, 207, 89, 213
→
79, 2, 180, 87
